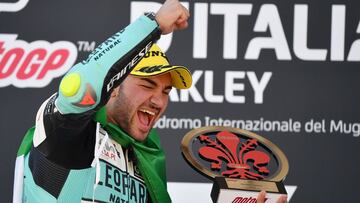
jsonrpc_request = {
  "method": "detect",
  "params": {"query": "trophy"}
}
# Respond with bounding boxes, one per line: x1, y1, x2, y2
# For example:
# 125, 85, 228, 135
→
181, 126, 289, 203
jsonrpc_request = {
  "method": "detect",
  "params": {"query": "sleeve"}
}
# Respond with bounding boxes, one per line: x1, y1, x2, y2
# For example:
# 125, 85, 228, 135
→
32, 14, 161, 168
56, 14, 161, 115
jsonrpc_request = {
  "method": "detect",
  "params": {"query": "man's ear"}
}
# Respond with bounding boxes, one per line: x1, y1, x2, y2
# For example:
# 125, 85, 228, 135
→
110, 86, 120, 98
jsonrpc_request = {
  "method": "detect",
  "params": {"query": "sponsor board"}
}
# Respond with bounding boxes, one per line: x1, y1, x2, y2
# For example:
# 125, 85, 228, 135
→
0, 34, 77, 88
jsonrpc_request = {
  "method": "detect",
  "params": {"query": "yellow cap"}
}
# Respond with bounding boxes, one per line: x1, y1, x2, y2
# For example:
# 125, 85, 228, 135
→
130, 44, 192, 89
60, 73, 81, 97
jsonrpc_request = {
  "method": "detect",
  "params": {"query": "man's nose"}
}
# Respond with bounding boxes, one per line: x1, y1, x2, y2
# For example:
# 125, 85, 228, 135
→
150, 92, 166, 108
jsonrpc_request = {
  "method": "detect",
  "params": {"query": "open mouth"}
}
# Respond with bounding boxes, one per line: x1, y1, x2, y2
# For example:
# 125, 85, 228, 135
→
137, 109, 156, 127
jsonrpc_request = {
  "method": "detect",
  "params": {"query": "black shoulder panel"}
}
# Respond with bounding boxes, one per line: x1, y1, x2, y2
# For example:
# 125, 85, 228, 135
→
37, 94, 96, 169
28, 147, 70, 198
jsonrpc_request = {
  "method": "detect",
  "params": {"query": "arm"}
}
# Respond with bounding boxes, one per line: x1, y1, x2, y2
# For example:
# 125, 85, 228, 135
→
56, 14, 160, 115
32, 0, 190, 168
56, 0, 190, 115
33, 15, 160, 168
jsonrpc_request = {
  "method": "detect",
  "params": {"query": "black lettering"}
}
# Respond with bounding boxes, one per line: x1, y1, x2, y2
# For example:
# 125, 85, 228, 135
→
109, 193, 124, 203
138, 183, 146, 203
109, 193, 116, 202
144, 51, 150, 58
105, 164, 113, 188
122, 174, 129, 195
113, 168, 121, 193
113, 39, 120, 46
152, 51, 160, 56
104, 39, 113, 46
94, 55, 100, 61
113, 32, 121, 37
95, 53, 103, 60
129, 179, 137, 202
95, 44, 103, 51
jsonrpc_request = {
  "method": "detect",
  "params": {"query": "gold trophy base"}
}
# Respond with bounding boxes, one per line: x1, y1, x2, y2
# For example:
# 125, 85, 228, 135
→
211, 177, 287, 203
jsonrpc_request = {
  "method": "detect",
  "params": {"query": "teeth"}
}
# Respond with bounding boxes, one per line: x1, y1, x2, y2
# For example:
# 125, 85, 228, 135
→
140, 109, 155, 116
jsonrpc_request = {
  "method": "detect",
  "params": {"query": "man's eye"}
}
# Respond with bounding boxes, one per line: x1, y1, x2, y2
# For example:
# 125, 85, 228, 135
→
163, 90, 171, 95
141, 85, 152, 89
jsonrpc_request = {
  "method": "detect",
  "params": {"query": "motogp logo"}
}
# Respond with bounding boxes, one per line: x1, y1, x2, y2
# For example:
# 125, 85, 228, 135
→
0, 34, 77, 88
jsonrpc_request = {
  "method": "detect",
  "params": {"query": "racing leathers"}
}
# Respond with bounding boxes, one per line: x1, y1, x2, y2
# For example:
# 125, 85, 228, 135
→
13, 13, 170, 203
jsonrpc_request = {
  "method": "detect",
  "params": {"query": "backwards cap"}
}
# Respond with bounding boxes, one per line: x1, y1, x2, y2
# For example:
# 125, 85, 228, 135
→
130, 44, 192, 89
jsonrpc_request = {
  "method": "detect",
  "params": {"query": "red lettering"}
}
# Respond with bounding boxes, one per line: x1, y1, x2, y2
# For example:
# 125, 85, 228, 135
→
0, 35, 77, 87
0, 42, 5, 54
233, 197, 258, 203
16, 48, 46, 79
232, 197, 242, 203
37, 49, 69, 79
249, 198, 257, 203
0, 48, 24, 79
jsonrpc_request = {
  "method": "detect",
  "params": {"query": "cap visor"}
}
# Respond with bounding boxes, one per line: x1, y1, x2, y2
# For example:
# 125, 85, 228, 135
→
131, 65, 192, 89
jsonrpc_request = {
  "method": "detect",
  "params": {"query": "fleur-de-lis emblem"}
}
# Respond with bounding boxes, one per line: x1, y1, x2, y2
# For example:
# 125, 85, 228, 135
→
198, 131, 270, 180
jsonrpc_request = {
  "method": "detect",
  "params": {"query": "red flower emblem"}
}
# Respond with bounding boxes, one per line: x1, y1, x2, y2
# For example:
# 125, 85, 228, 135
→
198, 131, 270, 180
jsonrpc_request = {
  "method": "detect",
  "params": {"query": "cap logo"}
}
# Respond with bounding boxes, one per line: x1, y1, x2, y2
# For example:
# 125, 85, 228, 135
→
144, 50, 168, 60
174, 70, 188, 88
136, 65, 172, 74
130, 43, 192, 90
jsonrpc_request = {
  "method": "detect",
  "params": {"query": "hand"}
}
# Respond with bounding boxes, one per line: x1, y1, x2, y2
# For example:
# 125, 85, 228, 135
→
155, 0, 190, 34
257, 191, 287, 203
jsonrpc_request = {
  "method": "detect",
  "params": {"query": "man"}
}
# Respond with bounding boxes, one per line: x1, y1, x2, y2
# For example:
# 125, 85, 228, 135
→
13, 0, 191, 202
13, 0, 286, 202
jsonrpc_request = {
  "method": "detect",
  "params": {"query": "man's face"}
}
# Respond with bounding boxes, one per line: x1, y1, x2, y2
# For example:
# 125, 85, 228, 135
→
106, 73, 172, 141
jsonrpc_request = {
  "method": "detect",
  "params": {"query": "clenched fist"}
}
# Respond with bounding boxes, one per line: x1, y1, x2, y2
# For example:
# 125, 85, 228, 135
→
155, 0, 190, 34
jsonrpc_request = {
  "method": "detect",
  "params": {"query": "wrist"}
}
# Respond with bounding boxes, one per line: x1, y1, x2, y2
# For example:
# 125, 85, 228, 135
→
145, 12, 162, 35
145, 12, 158, 26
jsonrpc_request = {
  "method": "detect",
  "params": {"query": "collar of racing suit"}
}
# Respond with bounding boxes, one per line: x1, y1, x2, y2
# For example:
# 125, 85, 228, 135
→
94, 107, 171, 203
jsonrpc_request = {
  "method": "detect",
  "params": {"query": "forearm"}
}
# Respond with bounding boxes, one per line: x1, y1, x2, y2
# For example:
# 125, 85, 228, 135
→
33, 14, 160, 167
55, 14, 161, 115
31, 0, 190, 168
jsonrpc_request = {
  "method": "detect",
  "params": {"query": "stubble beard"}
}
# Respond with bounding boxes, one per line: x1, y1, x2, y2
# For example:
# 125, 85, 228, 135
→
115, 87, 149, 140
